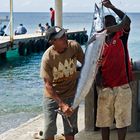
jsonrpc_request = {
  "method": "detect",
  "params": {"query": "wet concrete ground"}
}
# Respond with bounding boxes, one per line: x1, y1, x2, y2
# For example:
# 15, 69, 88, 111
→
0, 106, 140, 140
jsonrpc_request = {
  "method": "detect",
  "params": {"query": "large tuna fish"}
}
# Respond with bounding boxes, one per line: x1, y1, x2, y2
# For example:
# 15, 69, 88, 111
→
72, 3, 106, 110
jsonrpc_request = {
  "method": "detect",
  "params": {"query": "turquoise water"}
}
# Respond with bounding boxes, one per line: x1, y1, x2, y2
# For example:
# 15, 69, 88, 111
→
0, 51, 43, 133
0, 12, 140, 133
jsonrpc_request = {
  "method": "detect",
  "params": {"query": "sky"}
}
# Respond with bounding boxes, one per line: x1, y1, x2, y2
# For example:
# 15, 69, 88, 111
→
0, 0, 140, 13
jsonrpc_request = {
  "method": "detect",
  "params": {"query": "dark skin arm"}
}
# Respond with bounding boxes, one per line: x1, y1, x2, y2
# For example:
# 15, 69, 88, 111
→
44, 78, 73, 116
97, 1, 131, 70
102, 0, 131, 33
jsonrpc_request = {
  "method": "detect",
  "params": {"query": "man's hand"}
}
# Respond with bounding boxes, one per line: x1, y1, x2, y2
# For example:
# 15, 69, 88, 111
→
102, 0, 115, 9
59, 102, 74, 117
97, 58, 103, 67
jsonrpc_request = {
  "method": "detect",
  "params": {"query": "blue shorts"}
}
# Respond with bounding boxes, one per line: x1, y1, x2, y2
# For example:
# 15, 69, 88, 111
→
43, 96, 78, 139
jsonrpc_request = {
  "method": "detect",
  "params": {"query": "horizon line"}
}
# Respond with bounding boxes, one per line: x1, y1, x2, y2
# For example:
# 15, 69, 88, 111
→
0, 11, 140, 13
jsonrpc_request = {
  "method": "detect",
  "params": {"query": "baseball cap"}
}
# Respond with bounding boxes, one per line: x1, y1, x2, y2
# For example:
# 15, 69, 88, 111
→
45, 26, 67, 41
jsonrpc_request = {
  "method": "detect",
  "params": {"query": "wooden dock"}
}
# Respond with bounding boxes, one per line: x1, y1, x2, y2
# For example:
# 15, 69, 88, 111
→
0, 30, 88, 59
0, 33, 43, 53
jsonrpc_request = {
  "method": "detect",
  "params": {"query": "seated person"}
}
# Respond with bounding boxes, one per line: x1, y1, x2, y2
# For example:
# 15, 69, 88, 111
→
36, 23, 46, 35
45, 22, 50, 31
15, 24, 27, 35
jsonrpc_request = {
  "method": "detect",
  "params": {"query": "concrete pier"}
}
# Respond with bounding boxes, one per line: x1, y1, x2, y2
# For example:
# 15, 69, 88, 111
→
0, 30, 88, 59
0, 106, 85, 140
0, 105, 140, 140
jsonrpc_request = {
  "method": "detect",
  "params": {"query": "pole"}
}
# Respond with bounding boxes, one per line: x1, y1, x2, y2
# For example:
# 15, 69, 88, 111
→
10, 0, 13, 44
55, 0, 63, 27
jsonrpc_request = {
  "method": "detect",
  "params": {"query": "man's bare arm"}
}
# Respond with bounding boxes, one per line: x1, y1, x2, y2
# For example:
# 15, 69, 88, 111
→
106, 15, 131, 33
103, 0, 131, 32
44, 78, 73, 116
44, 78, 64, 106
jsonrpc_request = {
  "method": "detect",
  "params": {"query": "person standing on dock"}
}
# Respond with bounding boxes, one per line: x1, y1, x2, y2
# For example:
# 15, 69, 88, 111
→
40, 26, 84, 140
15, 24, 27, 35
50, 7, 55, 27
45, 22, 50, 31
0, 25, 6, 36
96, 0, 133, 140
38, 23, 46, 35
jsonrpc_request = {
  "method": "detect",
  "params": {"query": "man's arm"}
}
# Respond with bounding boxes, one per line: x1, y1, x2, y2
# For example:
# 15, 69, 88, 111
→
103, 0, 131, 32
103, 0, 124, 19
106, 15, 131, 33
76, 44, 85, 65
44, 78, 73, 116
44, 78, 63, 106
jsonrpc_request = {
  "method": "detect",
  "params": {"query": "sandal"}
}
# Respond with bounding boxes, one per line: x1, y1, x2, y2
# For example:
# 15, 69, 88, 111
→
33, 131, 65, 140
33, 131, 44, 140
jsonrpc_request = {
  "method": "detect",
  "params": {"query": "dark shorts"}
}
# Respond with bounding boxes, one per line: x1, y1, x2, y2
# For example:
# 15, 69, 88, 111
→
43, 96, 78, 139
51, 20, 55, 26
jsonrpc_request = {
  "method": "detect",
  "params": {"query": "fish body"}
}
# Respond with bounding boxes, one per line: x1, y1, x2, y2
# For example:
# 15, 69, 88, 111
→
94, 3, 104, 32
72, 3, 106, 110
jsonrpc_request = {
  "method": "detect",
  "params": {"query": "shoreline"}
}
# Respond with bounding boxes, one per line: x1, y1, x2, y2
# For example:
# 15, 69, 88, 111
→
1, 104, 140, 140
0, 111, 42, 134
0, 105, 85, 140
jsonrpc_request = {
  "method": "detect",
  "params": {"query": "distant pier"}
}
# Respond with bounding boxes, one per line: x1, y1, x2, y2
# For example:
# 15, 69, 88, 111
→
0, 30, 88, 59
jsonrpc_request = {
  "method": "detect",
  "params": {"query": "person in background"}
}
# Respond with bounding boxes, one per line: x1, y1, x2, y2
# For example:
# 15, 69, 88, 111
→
15, 24, 27, 35
0, 25, 6, 36
38, 23, 46, 35
45, 22, 50, 31
50, 7, 55, 27
95, 0, 133, 140
40, 26, 84, 140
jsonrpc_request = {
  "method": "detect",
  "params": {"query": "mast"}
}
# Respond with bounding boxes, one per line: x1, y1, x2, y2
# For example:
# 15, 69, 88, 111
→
10, 0, 13, 44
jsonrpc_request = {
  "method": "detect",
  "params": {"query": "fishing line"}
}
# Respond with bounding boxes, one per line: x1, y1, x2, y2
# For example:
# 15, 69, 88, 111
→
102, 0, 112, 15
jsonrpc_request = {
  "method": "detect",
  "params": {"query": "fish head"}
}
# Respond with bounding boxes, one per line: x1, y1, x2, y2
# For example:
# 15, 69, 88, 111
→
93, 3, 104, 32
